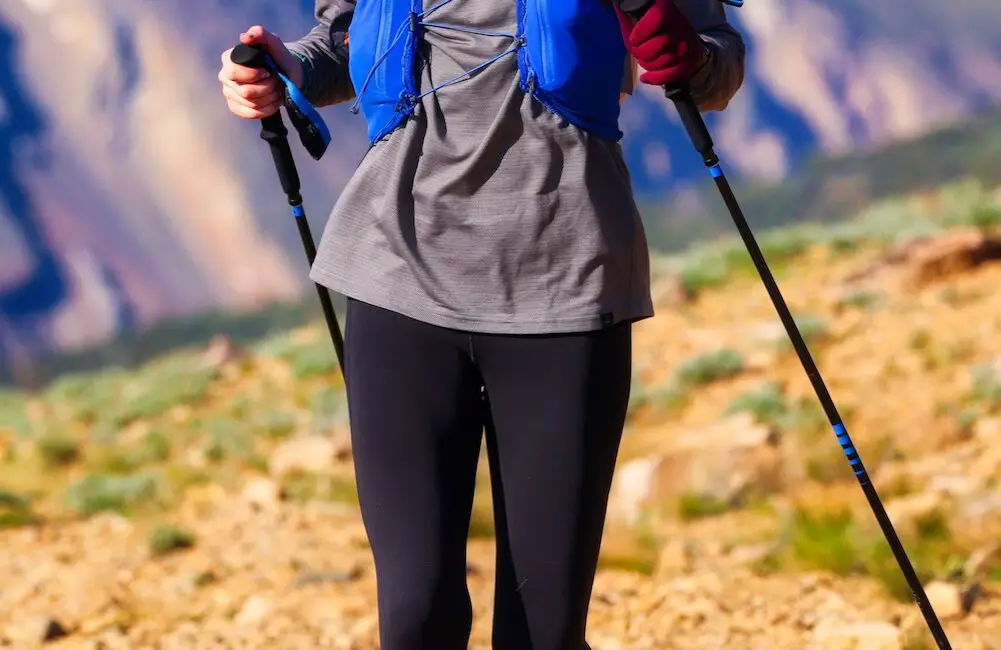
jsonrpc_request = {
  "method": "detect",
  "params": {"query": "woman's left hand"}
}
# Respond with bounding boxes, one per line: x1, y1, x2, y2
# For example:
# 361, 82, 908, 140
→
612, 0, 709, 88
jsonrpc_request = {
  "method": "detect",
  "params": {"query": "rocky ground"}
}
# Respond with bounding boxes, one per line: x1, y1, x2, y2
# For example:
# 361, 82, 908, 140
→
3, 185, 1001, 648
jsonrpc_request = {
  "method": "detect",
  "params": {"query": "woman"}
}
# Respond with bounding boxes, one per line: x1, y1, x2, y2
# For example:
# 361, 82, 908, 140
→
219, 1, 744, 647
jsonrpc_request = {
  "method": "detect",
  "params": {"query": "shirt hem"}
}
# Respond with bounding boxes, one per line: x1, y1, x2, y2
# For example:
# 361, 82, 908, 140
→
309, 266, 655, 335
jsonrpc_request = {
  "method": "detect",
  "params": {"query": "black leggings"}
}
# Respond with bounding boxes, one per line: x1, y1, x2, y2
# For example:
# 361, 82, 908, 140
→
343, 299, 632, 650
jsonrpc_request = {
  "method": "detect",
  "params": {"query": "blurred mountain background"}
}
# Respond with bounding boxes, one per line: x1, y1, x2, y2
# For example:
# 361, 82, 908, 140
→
2, 0, 1001, 380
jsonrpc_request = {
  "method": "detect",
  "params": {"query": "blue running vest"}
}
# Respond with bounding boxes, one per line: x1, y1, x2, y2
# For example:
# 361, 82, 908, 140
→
347, 0, 629, 144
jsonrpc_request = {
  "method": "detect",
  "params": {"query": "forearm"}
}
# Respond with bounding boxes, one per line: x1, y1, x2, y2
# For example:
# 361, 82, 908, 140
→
676, 0, 747, 112
689, 25, 746, 111
284, 0, 356, 107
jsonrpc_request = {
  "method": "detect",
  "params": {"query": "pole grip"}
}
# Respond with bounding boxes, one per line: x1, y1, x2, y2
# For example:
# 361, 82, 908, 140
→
664, 87, 716, 164
230, 43, 301, 197
615, 0, 716, 164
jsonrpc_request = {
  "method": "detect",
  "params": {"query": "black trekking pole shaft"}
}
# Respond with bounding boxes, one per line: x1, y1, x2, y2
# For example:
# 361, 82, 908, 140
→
616, 2, 951, 647
229, 44, 345, 377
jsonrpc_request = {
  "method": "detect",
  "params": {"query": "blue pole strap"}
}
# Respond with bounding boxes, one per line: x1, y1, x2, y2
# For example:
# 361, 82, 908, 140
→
264, 52, 331, 161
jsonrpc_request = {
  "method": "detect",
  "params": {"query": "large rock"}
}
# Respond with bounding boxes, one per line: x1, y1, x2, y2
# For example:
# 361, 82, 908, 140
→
608, 413, 782, 524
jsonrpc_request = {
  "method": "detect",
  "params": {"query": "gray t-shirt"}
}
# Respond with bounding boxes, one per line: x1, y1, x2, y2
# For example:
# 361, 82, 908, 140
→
288, 0, 745, 334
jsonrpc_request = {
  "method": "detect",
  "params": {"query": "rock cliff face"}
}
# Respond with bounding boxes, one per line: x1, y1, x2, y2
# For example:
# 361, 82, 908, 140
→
1, 0, 999, 359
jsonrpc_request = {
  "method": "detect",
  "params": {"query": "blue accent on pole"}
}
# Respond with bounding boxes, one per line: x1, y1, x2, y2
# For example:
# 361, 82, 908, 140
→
849, 457, 861, 466
834, 423, 846, 435
855, 469, 865, 477
845, 446, 855, 456
709, 164, 723, 178
838, 433, 850, 446
292, 205, 305, 218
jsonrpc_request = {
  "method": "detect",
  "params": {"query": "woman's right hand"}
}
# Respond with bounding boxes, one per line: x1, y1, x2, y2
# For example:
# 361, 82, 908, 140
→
218, 25, 304, 119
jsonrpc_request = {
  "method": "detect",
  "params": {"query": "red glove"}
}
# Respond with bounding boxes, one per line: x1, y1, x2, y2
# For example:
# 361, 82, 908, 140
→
613, 0, 708, 87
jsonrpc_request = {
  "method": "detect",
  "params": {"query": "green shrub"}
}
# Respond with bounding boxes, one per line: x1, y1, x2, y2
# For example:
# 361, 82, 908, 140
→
0, 488, 40, 529
787, 507, 858, 576
970, 203, 1001, 229
774, 314, 830, 353
674, 348, 745, 387
776, 397, 828, 439
257, 334, 338, 379
257, 410, 297, 439
202, 418, 254, 463
139, 430, 172, 463
837, 290, 881, 310
969, 363, 1001, 411
776, 505, 964, 602
804, 446, 849, 484
149, 524, 196, 556
0, 391, 34, 438
309, 387, 350, 433
37, 434, 80, 467
280, 471, 357, 505
677, 493, 730, 521
725, 382, 789, 426
675, 241, 754, 298
65, 473, 161, 516
628, 382, 690, 416
109, 364, 219, 427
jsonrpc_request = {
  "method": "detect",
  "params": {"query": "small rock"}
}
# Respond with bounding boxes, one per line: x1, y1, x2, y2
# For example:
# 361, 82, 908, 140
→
268, 436, 341, 478
927, 474, 980, 498
13, 616, 70, 643
811, 621, 901, 649
727, 542, 775, 567
959, 489, 1001, 521
655, 540, 692, 575
235, 595, 273, 626
973, 416, 1001, 442
924, 581, 965, 620
201, 334, 245, 368
607, 456, 660, 524
961, 583, 984, 613
884, 491, 946, 535
242, 478, 283, 510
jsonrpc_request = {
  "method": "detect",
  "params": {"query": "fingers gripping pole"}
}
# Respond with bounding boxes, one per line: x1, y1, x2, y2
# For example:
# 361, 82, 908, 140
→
229, 43, 346, 378
615, 2, 952, 647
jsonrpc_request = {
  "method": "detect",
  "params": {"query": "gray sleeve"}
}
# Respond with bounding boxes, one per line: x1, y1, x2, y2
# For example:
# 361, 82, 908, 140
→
678, 0, 747, 111
284, 0, 356, 107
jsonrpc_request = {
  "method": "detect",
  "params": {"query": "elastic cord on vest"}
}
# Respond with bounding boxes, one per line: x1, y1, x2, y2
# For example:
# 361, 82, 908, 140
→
349, 0, 521, 117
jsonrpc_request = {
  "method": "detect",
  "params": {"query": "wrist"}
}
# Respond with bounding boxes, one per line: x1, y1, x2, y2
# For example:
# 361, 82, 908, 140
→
288, 50, 308, 89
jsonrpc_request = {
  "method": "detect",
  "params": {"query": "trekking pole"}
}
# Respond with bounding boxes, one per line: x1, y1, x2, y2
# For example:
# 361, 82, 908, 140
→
614, 1, 952, 647
228, 43, 345, 377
